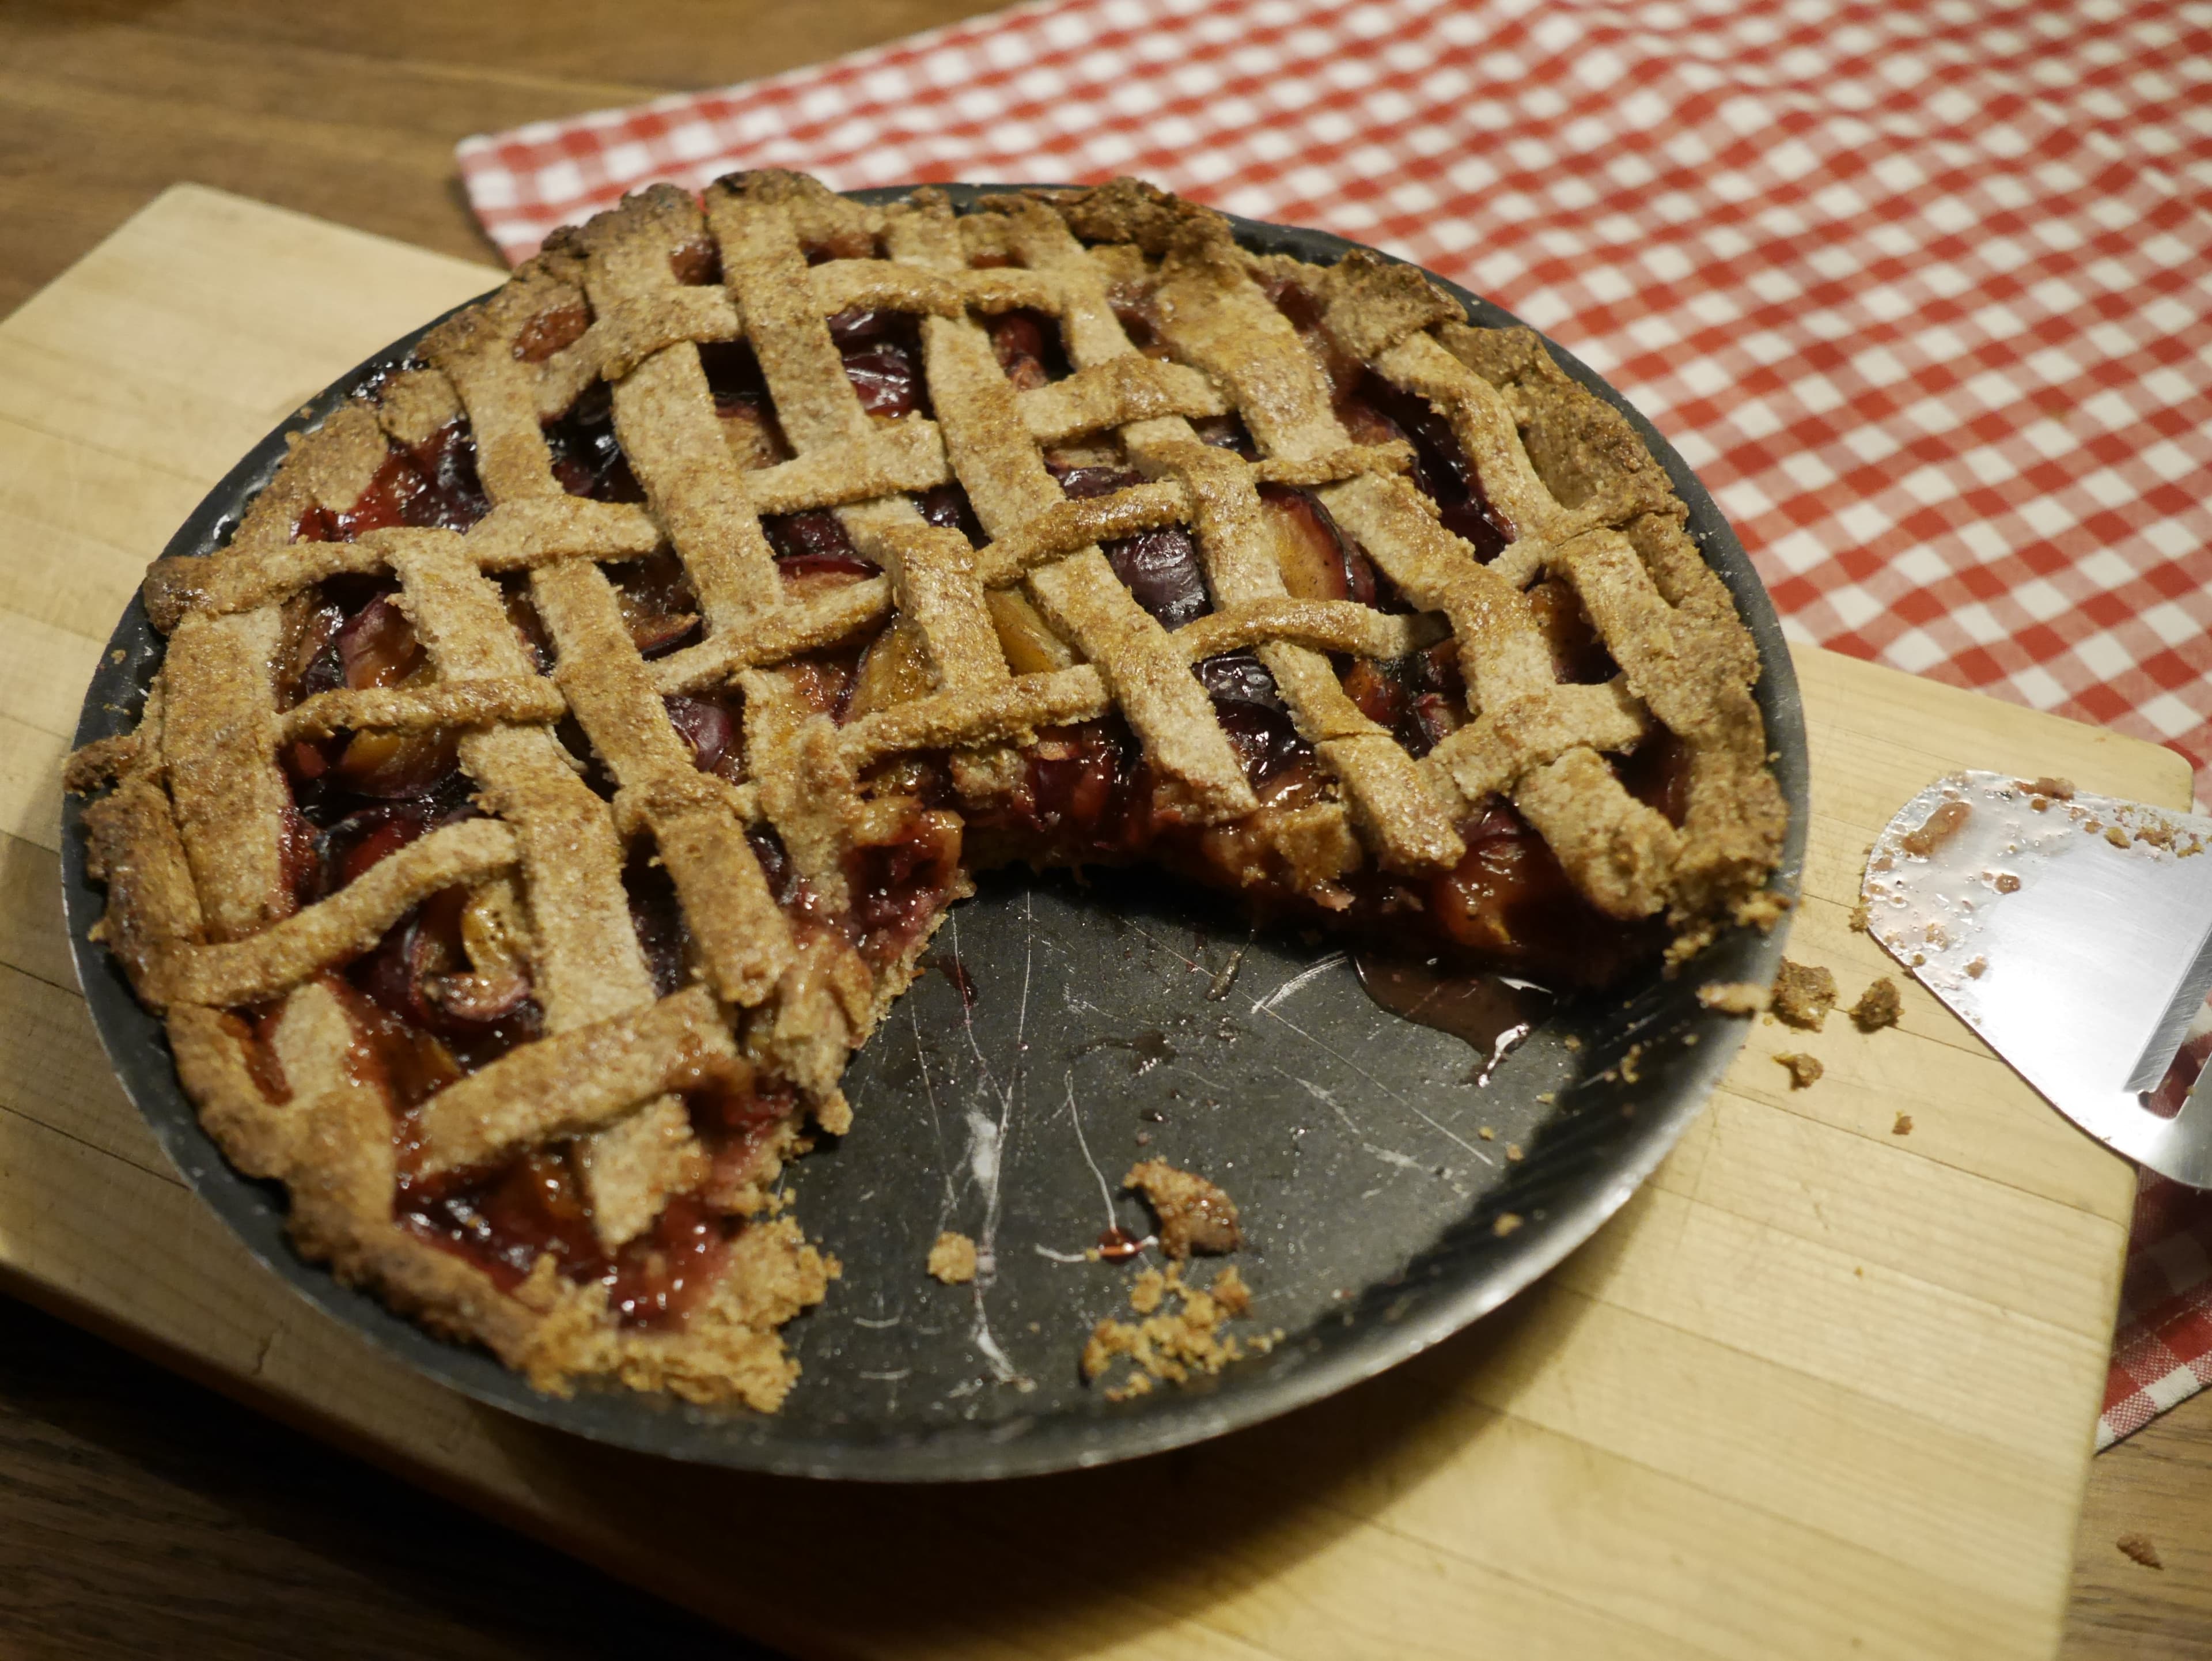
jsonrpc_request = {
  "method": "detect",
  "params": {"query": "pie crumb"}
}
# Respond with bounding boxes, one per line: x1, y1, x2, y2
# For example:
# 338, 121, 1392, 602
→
1892, 1112, 1914, 1135
1848, 897, 1871, 934
1493, 1212, 1524, 1238
1775, 1052, 1823, 1089
1699, 980, 1771, 1015
1734, 889, 1791, 931
2018, 775, 2076, 801
2106, 824, 2132, 849
1124, 1158, 1242, 1258
1771, 959, 1838, 1031
926, 1231, 978, 1284
1850, 977, 1903, 1032
1211, 1263, 1253, 1318
1084, 1263, 1271, 1400
2117, 1532, 2163, 1570
813, 1088, 853, 1137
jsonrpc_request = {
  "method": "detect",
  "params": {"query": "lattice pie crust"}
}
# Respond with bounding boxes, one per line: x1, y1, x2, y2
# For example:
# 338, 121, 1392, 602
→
68, 175, 1785, 1410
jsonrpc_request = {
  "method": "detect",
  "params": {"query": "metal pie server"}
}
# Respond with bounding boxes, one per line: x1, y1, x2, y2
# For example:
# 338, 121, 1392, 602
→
1865, 770, 2212, 1187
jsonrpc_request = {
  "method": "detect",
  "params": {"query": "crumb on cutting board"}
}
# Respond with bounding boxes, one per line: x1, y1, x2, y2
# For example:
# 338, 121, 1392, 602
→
1851, 976, 1903, 1032
1892, 1111, 1914, 1136
1775, 1052, 1823, 1089
1123, 1157, 1242, 1259
926, 1231, 978, 1284
1771, 960, 1839, 1031
1082, 1263, 1277, 1402
2117, 1532, 2163, 1570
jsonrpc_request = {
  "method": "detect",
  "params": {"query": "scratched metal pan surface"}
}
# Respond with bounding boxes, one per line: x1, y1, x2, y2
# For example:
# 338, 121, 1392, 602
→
62, 183, 1808, 1482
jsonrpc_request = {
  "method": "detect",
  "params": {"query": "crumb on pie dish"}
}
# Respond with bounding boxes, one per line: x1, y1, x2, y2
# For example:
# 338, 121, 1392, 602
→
1124, 1157, 1242, 1259
927, 1229, 978, 1284
65, 172, 1787, 1413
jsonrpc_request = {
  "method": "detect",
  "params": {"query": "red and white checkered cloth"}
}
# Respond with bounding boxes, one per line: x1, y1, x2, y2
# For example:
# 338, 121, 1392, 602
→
456, 0, 2212, 1446
2103, 1173, 2212, 1447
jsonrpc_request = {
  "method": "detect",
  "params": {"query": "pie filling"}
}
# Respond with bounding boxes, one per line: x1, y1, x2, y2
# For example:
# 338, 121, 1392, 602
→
266, 320, 1669, 1316
74, 175, 1783, 1406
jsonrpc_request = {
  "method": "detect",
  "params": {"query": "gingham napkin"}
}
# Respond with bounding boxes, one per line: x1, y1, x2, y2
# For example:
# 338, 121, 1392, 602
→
456, 0, 2212, 1446
2103, 1173, 2212, 1447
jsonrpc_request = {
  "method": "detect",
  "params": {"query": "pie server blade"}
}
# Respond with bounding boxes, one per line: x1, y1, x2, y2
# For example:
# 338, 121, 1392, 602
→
1863, 770, 2212, 1187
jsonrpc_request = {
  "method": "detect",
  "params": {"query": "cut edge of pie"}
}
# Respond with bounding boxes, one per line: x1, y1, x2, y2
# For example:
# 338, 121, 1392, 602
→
66, 172, 1787, 1412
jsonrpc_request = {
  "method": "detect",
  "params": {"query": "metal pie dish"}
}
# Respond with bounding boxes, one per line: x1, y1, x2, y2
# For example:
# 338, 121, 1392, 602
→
62, 184, 1808, 1482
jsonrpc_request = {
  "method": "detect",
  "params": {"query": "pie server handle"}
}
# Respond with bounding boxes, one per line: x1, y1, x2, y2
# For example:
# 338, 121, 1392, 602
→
1863, 770, 2212, 1188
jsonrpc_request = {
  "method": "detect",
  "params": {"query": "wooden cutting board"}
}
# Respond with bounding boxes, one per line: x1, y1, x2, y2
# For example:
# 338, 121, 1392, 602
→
0, 184, 2163, 1661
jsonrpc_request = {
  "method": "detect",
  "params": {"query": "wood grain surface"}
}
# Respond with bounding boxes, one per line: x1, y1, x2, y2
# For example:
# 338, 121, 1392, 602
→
0, 7, 2205, 1656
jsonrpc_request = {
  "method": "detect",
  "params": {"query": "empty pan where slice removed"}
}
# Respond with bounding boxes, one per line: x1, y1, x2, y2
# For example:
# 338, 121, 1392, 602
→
60, 184, 1809, 1481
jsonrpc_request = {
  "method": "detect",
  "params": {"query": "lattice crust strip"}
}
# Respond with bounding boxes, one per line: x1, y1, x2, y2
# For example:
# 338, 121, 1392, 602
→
70, 172, 1786, 1410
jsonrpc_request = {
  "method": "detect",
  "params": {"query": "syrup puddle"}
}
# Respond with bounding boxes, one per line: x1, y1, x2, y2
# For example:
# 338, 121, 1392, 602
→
1351, 951, 1556, 1084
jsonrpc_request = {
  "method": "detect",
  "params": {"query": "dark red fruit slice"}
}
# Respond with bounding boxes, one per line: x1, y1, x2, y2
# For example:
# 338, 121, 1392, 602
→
828, 307, 927, 418
1338, 370, 1514, 561
663, 693, 743, 780
543, 386, 645, 502
1196, 653, 1313, 791
987, 309, 1065, 391
1050, 464, 1210, 628
1259, 483, 1376, 606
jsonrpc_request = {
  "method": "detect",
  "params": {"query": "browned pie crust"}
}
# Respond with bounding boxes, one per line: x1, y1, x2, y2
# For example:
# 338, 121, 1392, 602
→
68, 172, 1785, 1410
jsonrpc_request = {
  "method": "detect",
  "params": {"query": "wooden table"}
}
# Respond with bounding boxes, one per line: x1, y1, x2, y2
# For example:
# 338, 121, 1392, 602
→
1, 5, 2204, 1656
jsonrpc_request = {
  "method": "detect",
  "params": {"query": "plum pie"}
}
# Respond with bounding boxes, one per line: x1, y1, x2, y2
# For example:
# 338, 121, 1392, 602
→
67, 173, 1786, 1410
